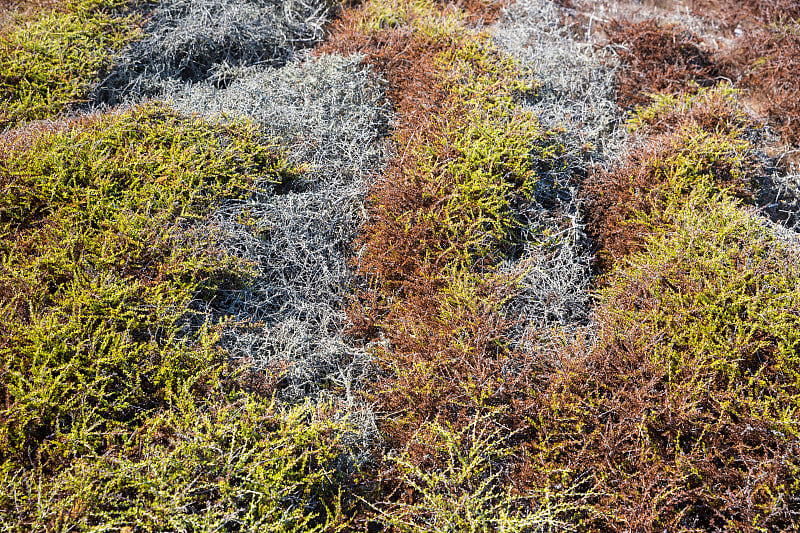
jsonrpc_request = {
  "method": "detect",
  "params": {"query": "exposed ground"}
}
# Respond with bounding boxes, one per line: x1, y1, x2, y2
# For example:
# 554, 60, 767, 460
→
1, 0, 799, 531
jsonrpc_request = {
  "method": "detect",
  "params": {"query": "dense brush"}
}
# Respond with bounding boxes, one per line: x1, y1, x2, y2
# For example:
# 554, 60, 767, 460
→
94, 0, 334, 103
171, 54, 390, 447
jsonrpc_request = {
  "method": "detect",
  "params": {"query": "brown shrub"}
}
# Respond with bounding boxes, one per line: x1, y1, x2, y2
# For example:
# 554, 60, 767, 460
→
742, 0, 800, 21
690, 0, 800, 27
527, 321, 800, 531
321, 3, 555, 493
522, 198, 800, 531
726, 24, 800, 145
607, 19, 722, 109
583, 129, 757, 267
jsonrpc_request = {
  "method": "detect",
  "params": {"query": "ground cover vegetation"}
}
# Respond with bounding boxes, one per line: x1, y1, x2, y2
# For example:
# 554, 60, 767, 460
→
3, 0, 387, 527
320, 0, 600, 528
2, 0, 800, 530
546, 2, 800, 529
320, 0, 800, 528
0, 0, 145, 129
170, 54, 390, 440
0, 105, 357, 529
569, 85, 800, 530
603, 0, 800, 149
94, 0, 337, 104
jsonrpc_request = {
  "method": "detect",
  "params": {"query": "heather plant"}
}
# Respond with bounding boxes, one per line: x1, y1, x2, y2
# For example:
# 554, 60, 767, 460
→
585, 86, 768, 263
321, 2, 594, 528
0, 0, 144, 129
0, 105, 351, 529
606, 19, 721, 109
728, 21, 800, 146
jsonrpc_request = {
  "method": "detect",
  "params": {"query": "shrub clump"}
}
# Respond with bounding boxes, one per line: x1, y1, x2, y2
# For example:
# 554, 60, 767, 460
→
373, 414, 581, 532
95, 0, 336, 104
170, 54, 390, 430
727, 22, 800, 145
557, 82, 800, 531
584, 86, 765, 265
689, 0, 800, 26
0, 104, 350, 529
531, 191, 800, 531
0, 0, 143, 129
606, 19, 722, 109
321, 2, 594, 528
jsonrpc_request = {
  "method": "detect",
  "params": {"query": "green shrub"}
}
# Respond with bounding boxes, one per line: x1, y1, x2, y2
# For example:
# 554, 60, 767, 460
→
0, 395, 349, 531
602, 189, 800, 434
375, 414, 581, 533
0, 0, 144, 129
585, 86, 762, 262
528, 192, 800, 530
0, 105, 351, 529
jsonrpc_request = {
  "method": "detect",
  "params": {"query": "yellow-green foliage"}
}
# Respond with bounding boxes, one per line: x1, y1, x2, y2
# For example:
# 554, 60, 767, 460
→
359, 0, 462, 38
627, 84, 752, 133
561, 84, 800, 528
376, 415, 580, 532
587, 87, 763, 262
424, 37, 562, 268
0, 0, 144, 129
605, 86, 800, 427
603, 187, 800, 435
1, 396, 348, 531
0, 104, 346, 528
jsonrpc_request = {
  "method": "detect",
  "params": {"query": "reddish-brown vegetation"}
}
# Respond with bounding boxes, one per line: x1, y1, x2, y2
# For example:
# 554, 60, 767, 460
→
319, 1, 800, 530
321, 0, 550, 480
726, 24, 800, 145
689, 0, 800, 27
571, 82, 800, 531
528, 271, 800, 530
606, 19, 722, 109
584, 90, 761, 265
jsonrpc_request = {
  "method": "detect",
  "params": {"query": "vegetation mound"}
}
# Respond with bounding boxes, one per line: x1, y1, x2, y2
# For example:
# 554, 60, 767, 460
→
95, 0, 335, 104
2, 0, 800, 530
171, 54, 389, 423
0, 105, 351, 530
0, 0, 143, 129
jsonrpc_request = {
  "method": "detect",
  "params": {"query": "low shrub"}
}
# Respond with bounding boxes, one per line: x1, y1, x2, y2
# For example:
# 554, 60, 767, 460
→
569, 74, 800, 530
373, 414, 581, 532
95, 0, 336, 104
530, 191, 800, 531
321, 0, 584, 527
1, 395, 351, 531
728, 22, 800, 145
606, 19, 721, 109
689, 0, 800, 26
0, 105, 352, 528
584, 88, 762, 264
170, 55, 390, 414
0, 0, 143, 129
